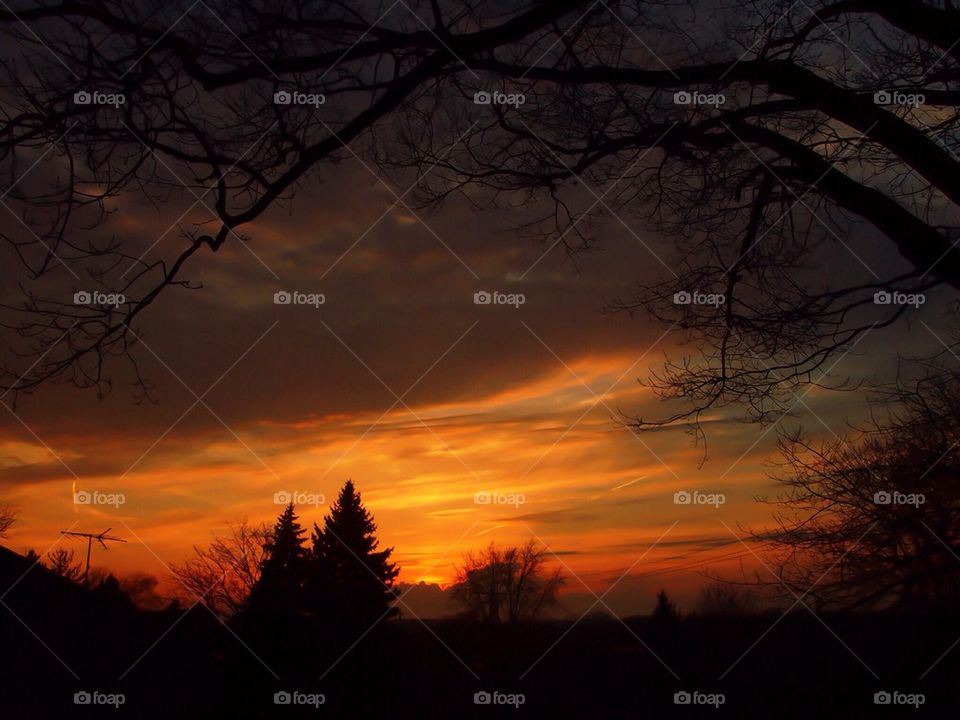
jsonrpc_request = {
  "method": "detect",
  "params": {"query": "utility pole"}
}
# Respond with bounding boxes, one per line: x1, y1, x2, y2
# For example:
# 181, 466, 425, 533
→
59, 529, 126, 587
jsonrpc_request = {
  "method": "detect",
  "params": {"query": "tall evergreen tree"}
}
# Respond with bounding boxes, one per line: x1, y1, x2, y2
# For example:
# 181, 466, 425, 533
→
245, 503, 308, 616
652, 589, 679, 623
309, 480, 399, 623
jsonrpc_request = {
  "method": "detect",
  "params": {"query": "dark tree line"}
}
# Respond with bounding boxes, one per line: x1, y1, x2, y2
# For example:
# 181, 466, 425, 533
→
3, 479, 568, 626
173, 482, 565, 625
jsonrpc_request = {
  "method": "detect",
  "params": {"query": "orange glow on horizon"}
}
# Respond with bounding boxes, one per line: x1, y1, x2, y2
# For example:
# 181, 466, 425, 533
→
2, 349, 775, 614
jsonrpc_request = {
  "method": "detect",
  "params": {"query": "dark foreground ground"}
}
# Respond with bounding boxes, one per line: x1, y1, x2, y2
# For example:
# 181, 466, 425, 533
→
2, 547, 958, 718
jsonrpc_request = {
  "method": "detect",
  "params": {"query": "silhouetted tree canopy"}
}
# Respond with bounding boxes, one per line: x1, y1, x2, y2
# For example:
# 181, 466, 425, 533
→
0, 503, 14, 537
757, 357, 960, 610
170, 518, 270, 618
2, 1, 959, 435
45, 546, 82, 582
451, 539, 564, 623
696, 581, 760, 617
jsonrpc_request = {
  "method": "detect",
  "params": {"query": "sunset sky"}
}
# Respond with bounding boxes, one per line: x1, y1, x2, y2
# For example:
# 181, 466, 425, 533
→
0, 156, 945, 615
6, 3, 960, 718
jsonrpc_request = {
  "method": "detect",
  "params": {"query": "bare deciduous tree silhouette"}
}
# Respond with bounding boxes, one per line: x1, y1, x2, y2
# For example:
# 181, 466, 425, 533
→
2, 0, 958, 433
170, 518, 269, 617
0, 503, 14, 537
756, 355, 960, 610
452, 540, 564, 623
696, 581, 761, 617
397, 1, 960, 435
0, 0, 585, 399
45, 546, 83, 582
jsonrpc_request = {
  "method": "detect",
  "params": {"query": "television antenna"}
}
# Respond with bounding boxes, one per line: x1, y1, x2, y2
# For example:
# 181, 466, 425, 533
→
59, 528, 126, 587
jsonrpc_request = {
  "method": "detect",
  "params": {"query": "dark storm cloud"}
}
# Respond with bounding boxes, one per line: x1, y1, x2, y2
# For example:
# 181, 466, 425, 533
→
2, 157, 676, 443
0, 146, 922, 503
507, 494, 660, 526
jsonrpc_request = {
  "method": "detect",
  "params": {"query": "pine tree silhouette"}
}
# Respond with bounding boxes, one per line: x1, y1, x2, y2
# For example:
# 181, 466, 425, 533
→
246, 503, 308, 616
309, 480, 399, 623
652, 588, 679, 623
